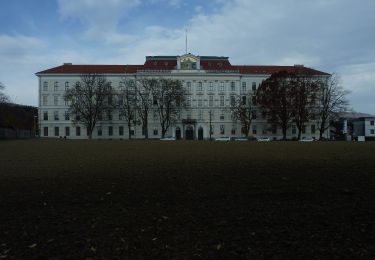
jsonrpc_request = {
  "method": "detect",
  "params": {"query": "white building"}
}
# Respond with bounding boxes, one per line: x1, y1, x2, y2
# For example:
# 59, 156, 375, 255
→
36, 53, 329, 140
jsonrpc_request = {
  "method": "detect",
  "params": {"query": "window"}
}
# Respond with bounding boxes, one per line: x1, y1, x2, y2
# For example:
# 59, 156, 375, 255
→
241, 96, 246, 105
64, 111, 69, 120
209, 95, 213, 107
198, 110, 203, 120
107, 111, 112, 120
252, 96, 257, 105
131, 129, 135, 136
54, 127, 59, 137
302, 125, 306, 134
220, 113, 225, 121
371, 120, 374, 126
187, 82, 191, 92
108, 126, 113, 136
242, 82, 246, 92
311, 125, 316, 134
252, 82, 257, 91
43, 82, 48, 91
54, 82, 59, 92
187, 96, 192, 107
197, 82, 203, 91
119, 126, 124, 136
118, 95, 124, 106
76, 115, 80, 121
64, 97, 69, 106
43, 111, 48, 121
43, 127, 48, 136
230, 95, 235, 106
153, 111, 158, 120
76, 126, 81, 136
220, 125, 225, 134
220, 82, 225, 92
54, 111, 59, 121
153, 96, 158, 105
65, 82, 69, 90
220, 95, 224, 106
231, 128, 236, 135
252, 125, 257, 135
292, 125, 296, 134
251, 110, 257, 119
65, 127, 70, 137
153, 128, 158, 135
198, 96, 202, 107
97, 127, 102, 136
230, 81, 235, 91
209, 82, 213, 91
76, 82, 81, 87
54, 96, 58, 106
43, 95, 48, 106
108, 95, 113, 105
272, 125, 277, 134
371, 129, 375, 135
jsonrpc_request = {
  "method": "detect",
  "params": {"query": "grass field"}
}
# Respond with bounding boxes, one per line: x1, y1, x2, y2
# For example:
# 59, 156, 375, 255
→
0, 140, 375, 259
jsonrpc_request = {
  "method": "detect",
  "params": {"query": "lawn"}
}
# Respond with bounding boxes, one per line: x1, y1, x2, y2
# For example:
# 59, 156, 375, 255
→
0, 140, 375, 259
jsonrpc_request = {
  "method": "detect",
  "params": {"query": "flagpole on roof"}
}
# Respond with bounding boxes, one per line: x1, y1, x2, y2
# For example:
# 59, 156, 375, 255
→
185, 28, 188, 54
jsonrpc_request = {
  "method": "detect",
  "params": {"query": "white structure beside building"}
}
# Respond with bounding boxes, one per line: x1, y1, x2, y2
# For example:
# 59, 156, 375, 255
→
36, 53, 329, 140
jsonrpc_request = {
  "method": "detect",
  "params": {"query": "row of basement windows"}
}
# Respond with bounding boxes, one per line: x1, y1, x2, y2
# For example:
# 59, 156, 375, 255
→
44, 124, 318, 138
42, 81, 259, 93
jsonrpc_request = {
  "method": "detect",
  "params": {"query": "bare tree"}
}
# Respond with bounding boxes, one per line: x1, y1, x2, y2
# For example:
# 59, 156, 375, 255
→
291, 73, 320, 139
257, 71, 295, 140
230, 92, 257, 137
118, 78, 137, 139
316, 73, 350, 139
152, 78, 186, 138
64, 74, 113, 139
0, 82, 10, 103
136, 77, 157, 139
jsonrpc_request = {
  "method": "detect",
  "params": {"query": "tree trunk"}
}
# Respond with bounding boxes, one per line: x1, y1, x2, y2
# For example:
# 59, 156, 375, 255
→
128, 121, 132, 140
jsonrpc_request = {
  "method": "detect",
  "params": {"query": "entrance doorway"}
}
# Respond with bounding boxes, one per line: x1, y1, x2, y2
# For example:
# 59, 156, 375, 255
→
198, 127, 204, 140
185, 125, 194, 140
175, 127, 181, 140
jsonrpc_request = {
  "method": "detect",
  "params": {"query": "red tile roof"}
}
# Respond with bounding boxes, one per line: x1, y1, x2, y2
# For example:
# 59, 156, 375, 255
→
235, 65, 329, 75
36, 60, 329, 76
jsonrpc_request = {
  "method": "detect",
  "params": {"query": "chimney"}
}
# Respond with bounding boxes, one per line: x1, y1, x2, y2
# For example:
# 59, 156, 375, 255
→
64, 63, 72, 65
294, 64, 304, 67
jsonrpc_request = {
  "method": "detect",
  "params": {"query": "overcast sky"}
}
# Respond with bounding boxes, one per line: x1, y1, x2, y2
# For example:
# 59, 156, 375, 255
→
1, 0, 374, 113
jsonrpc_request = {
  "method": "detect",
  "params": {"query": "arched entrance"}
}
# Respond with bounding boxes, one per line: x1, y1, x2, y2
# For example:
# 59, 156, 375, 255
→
175, 127, 181, 140
198, 127, 204, 140
185, 125, 194, 140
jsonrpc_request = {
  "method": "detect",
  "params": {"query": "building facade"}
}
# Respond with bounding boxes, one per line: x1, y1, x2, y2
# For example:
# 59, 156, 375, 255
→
36, 53, 329, 140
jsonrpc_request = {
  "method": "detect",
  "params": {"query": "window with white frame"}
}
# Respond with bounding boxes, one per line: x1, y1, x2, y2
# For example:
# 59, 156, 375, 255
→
64, 111, 69, 120
220, 113, 224, 121
371, 129, 375, 135
43, 82, 48, 91
43, 111, 48, 121
54, 96, 58, 106
197, 82, 203, 91
220, 82, 225, 92
242, 82, 246, 92
241, 96, 246, 105
187, 82, 191, 92
65, 127, 70, 137
43, 95, 48, 106
97, 126, 102, 136
220, 125, 225, 134
198, 96, 202, 107
198, 110, 203, 120
54, 127, 59, 137
108, 126, 113, 136
220, 95, 224, 106
65, 82, 69, 90
209, 95, 213, 107
153, 128, 158, 135
230, 95, 235, 106
209, 82, 213, 91
370, 120, 374, 126
119, 126, 124, 136
54, 82, 59, 91
230, 81, 235, 91
76, 126, 81, 136
44, 127, 48, 136
54, 111, 59, 121
153, 110, 158, 120
252, 125, 257, 135
252, 82, 257, 91
187, 96, 192, 107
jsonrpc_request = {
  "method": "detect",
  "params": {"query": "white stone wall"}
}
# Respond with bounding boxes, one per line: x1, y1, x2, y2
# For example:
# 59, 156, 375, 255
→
38, 71, 326, 140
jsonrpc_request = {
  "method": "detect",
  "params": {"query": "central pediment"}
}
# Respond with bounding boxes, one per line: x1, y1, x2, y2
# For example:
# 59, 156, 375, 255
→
177, 53, 201, 70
